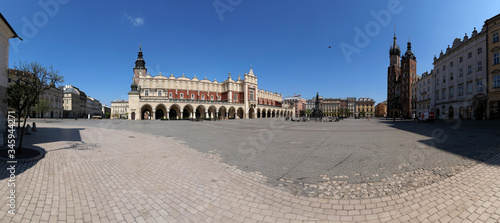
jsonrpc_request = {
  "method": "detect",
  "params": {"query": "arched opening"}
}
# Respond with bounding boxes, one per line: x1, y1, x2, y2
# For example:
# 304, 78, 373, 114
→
459, 106, 465, 119
272, 110, 276, 118
262, 109, 266, 118
249, 107, 255, 119
436, 108, 440, 119
169, 104, 181, 119
51, 111, 54, 118
448, 106, 454, 119
219, 106, 227, 118
237, 107, 244, 119
196, 105, 206, 119
267, 110, 271, 118
155, 104, 167, 120
466, 106, 473, 119
141, 104, 153, 120
183, 105, 194, 119
257, 108, 261, 118
131, 112, 135, 120
228, 107, 236, 119
208, 106, 217, 119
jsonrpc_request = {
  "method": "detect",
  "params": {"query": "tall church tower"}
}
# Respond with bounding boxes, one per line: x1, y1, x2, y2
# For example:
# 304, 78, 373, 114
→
387, 32, 416, 118
387, 33, 401, 118
133, 45, 147, 84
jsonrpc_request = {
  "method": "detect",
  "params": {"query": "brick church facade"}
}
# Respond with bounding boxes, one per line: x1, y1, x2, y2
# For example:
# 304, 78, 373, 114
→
387, 33, 417, 118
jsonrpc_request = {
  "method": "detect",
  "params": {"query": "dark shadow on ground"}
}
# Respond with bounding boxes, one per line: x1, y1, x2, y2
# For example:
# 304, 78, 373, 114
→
0, 127, 85, 180
0, 145, 45, 180
379, 118, 500, 164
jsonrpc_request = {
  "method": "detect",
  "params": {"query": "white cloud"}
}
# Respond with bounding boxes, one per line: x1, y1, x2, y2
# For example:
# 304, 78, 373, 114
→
123, 12, 144, 26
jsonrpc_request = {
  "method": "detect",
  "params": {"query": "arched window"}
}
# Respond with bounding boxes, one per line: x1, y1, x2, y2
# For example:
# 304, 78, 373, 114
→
158, 90, 162, 96
211, 95, 214, 100
169, 92, 172, 98
234, 94, 238, 101
201, 95, 205, 100
145, 90, 149, 96
191, 94, 194, 99
180, 93, 184, 99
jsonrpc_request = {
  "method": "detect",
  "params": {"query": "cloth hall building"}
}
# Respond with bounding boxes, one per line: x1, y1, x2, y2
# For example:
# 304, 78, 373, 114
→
127, 47, 293, 120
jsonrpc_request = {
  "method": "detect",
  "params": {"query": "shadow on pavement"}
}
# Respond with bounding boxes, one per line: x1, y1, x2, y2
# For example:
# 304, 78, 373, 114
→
380, 119, 500, 165
0, 127, 85, 180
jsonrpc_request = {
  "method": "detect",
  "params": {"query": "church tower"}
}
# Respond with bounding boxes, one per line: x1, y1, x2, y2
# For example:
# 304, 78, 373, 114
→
387, 31, 416, 118
133, 45, 147, 83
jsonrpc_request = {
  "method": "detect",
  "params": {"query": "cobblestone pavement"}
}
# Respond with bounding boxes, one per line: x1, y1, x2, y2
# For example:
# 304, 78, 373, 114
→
1, 122, 500, 222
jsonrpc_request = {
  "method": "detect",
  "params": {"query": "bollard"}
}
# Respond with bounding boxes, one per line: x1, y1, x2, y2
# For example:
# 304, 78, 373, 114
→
32, 122, 37, 131
25, 124, 32, 135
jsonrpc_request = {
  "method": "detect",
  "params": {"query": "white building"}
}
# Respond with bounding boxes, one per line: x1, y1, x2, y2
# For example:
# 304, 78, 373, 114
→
111, 100, 129, 119
0, 13, 20, 146
433, 26, 487, 119
414, 71, 434, 117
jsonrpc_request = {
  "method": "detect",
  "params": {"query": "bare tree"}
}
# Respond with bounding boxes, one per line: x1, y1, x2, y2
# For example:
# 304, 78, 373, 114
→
7, 62, 63, 153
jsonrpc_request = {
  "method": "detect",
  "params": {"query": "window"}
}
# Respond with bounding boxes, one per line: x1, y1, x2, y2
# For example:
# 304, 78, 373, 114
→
443, 66, 446, 71
201, 95, 205, 100
443, 75, 446, 83
494, 32, 499, 43
145, 90, 149, 96
169, 92, 172, 98
234, 94, 238, 101
494, 75, 500, 88
478, 48, 482, 54
158, 90, 162, 96
467, 81, 473, 94
459, 68, 464, 77
458, 84, 464, 96
478, 61, 482, 71
191, 94, 194, 99
450, 61, 453, 67
450, 72, 453, 80
180, 93, 184, 99
494, 53, 500, 65
217, 96, 221, 100
459, 57, 463, 63
211, 95, 214, 100
468, 65, 472, 74
436, 90, 440, 100
468, 52, 472, 58
477, 80, 483, 92
449, 87, 454, 98
442, 89, 446, 99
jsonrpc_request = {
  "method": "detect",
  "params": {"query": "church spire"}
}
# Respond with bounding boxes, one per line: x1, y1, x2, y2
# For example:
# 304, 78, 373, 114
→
135, 44, 146, 69
389, 28, 401, 56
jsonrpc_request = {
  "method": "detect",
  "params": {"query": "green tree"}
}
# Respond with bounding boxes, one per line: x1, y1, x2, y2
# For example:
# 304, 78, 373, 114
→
305, 109, 311, 117
105, 111, 111, 119
7, 62, 63, 153
35, 98, 51, 122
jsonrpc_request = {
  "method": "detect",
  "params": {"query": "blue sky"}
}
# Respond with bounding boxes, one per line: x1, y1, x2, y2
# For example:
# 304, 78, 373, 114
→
3, 1, 500, 106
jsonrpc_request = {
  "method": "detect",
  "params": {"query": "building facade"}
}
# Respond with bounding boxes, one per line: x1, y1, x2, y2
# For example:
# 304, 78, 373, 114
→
63, 85, 85, 118
433, 27, 487, 120
414, 71, 434, 118
0, 13, 19, 145
375, 101, 387, 117
31, 86, 63, 118
111, 100, 129, 119
357, 97, 375, 117
387, 33, 417, 118
102, 104, 111, 118
347, 97, 357, 117
486, 13, 500, 119
283, 95, 306, 117
128, 47, 293, 120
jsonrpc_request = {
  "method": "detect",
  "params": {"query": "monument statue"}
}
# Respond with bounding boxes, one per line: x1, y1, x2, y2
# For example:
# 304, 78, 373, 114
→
311, 92, 323, 120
